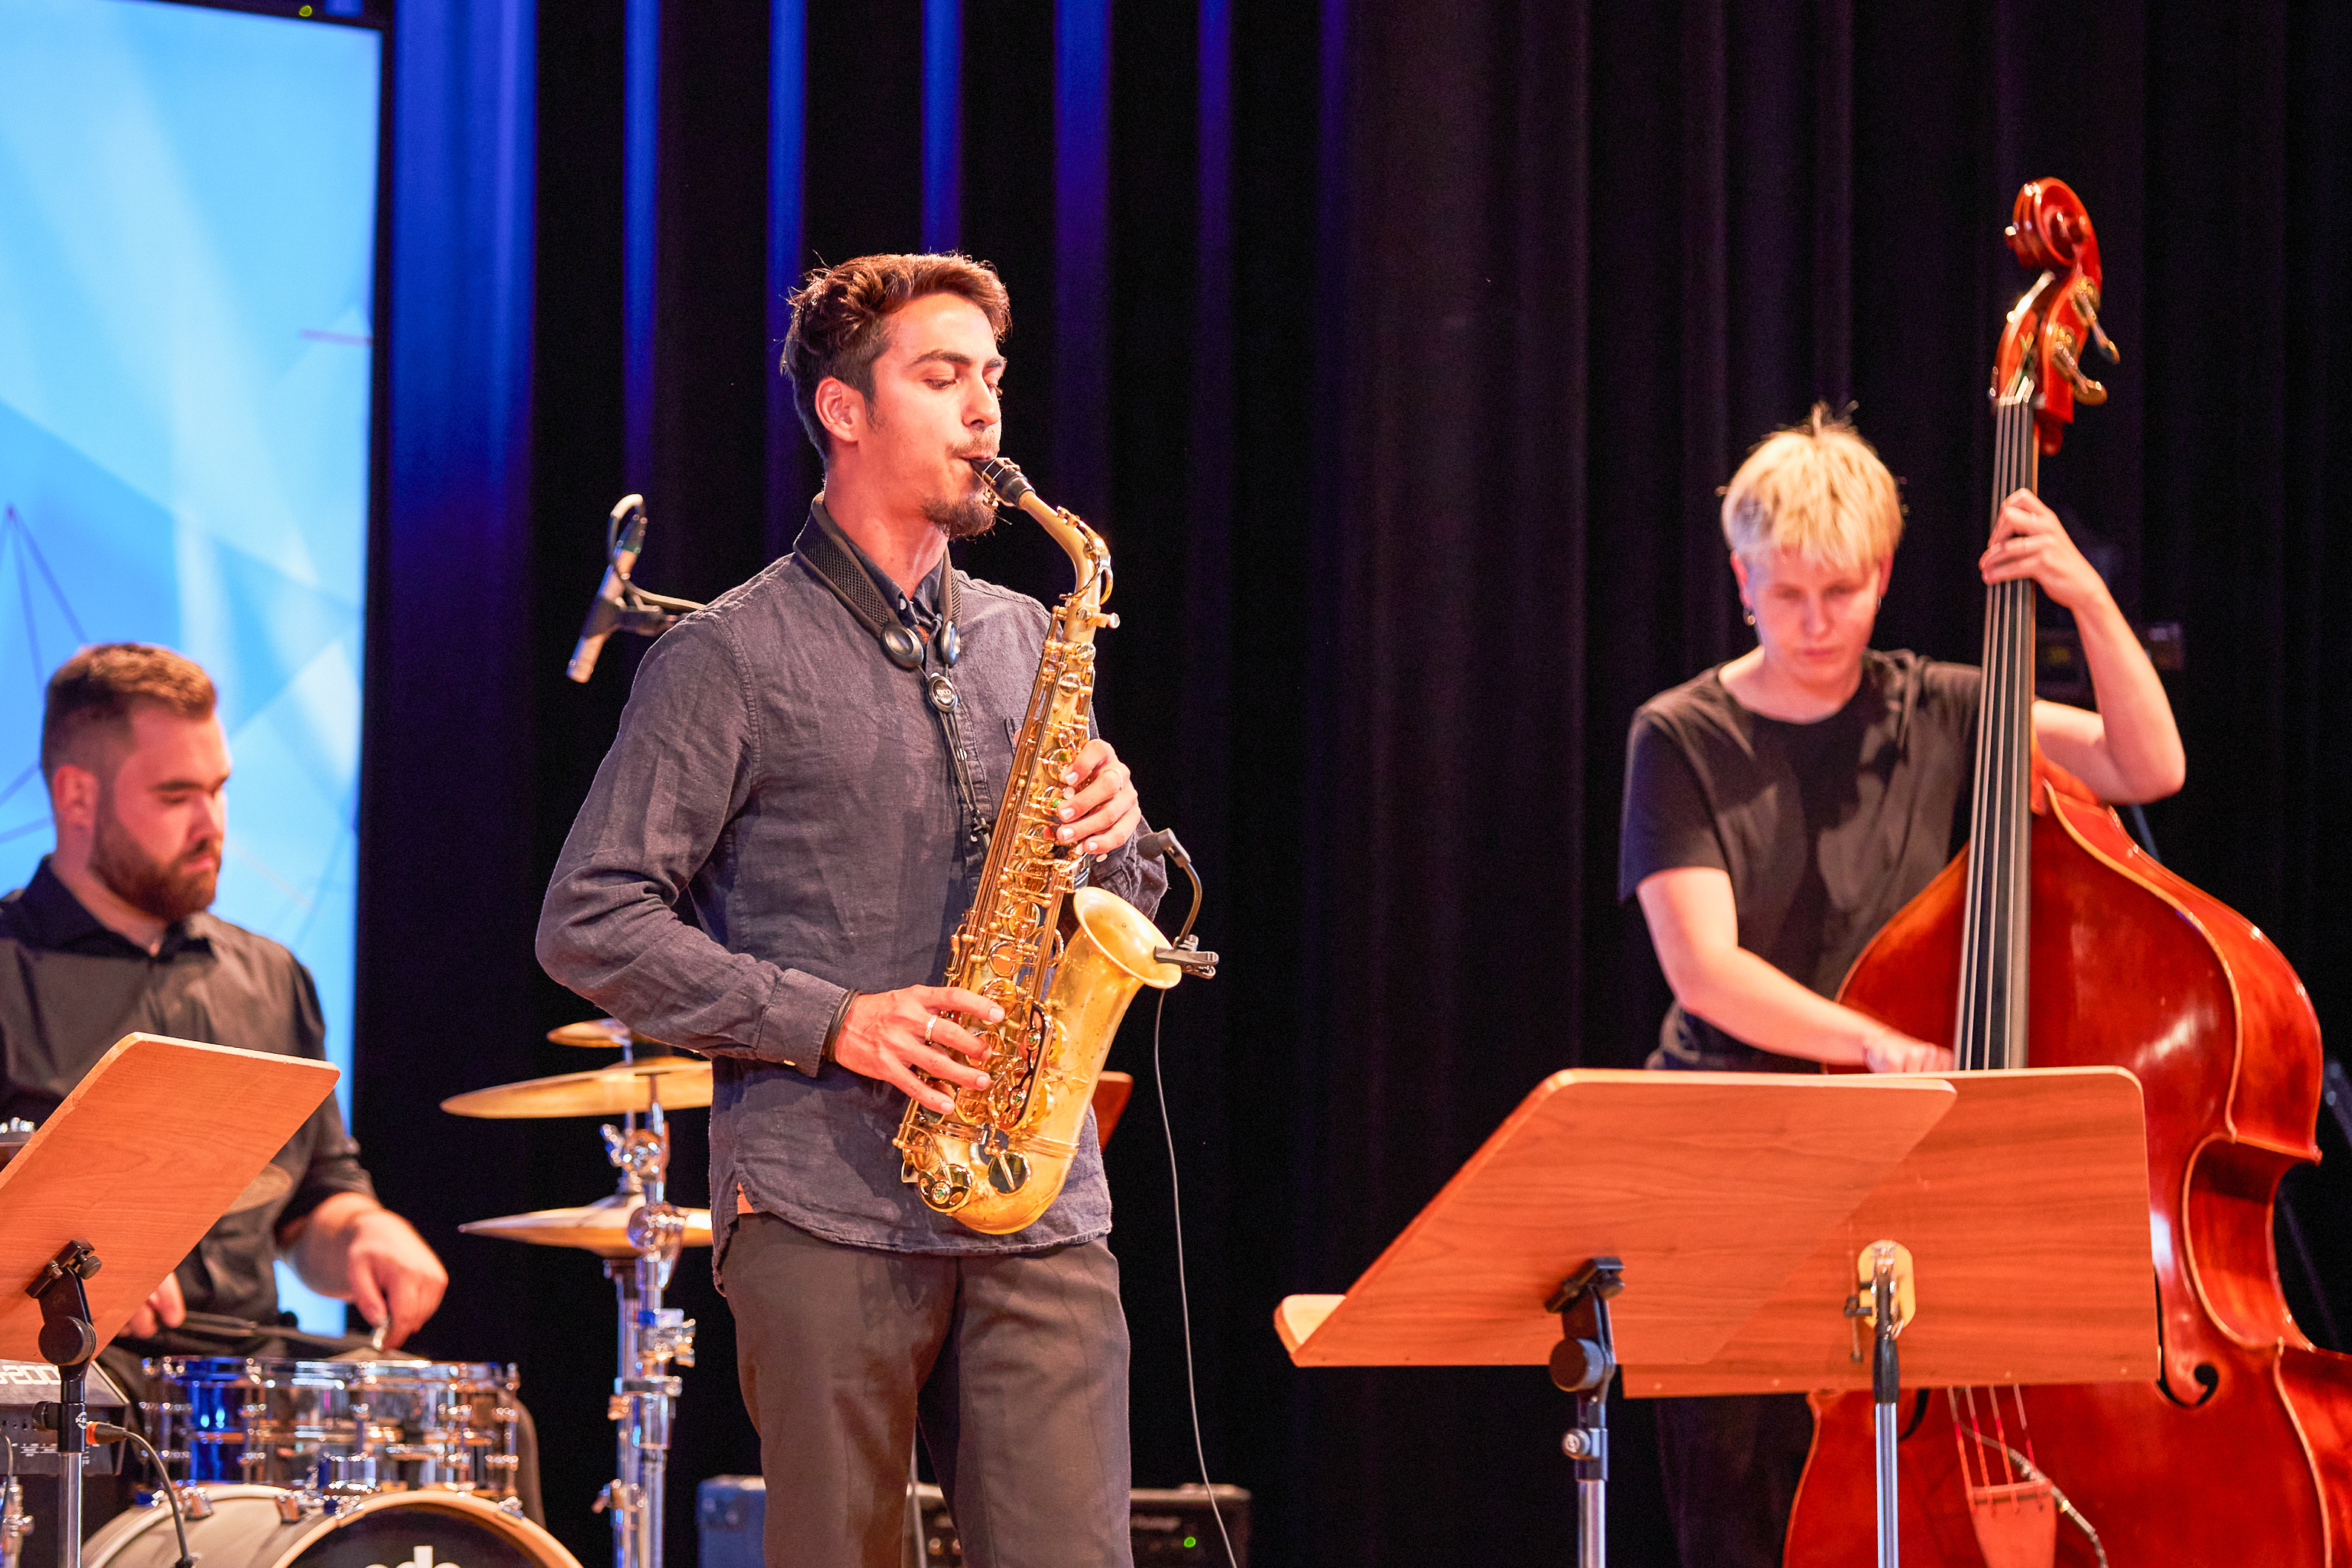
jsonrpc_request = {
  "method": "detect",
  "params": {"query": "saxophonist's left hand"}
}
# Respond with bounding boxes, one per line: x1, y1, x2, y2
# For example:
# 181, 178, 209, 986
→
1056, 738, 1141, 855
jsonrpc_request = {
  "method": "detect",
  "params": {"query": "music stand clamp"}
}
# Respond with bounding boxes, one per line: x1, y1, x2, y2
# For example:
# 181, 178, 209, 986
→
1546, 1256, 1623, 1568
27, 1240, 101, 1568
1843, 1240, 1915, 1568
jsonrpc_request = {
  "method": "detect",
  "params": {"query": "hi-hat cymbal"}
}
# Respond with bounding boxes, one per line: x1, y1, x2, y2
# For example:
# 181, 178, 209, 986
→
440, 1057, 713, 1118
545, 1018, 670, 1049
459, 1193, 714, 1258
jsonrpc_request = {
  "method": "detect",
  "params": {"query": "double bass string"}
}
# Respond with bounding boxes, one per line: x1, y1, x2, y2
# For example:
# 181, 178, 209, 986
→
1959, 387, 2038, 1072
1949, 391, 2048, 1489
1990, 391, 2037, 1072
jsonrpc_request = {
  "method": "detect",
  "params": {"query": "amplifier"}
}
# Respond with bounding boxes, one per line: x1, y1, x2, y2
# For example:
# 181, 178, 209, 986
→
0, 1361, 126, 1477
697, 1475, 1250, 1567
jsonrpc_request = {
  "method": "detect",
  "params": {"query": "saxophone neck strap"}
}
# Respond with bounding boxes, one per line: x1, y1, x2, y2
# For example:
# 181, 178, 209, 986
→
793, 503, 991, 850
793, 503, 961, 670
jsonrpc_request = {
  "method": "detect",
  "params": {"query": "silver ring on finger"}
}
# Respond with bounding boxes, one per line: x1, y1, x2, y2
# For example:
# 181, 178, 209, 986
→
923, 1014, 937, 1044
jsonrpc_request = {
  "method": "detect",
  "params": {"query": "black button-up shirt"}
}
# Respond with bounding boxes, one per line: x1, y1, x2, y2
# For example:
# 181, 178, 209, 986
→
0, 859, 376, 1324
537, 508, 1165, 1260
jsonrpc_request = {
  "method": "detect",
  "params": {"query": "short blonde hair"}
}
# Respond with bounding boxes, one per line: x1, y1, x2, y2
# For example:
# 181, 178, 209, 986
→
1720, 404, 1902, 571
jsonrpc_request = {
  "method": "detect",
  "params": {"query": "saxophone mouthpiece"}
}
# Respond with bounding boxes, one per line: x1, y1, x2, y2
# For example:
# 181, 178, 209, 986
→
969, 454, 1034, 508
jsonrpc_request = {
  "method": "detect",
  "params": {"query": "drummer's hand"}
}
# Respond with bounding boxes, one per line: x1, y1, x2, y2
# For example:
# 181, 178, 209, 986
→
343, 1209, 447, 1347
1982, 490, 2111, 615
1056, 738, 1142, 857
1862, 1029, 1954, 1074
286, 1193, 447, 1347
832, 987, 1001, 1114
124, 1273, 185, 1340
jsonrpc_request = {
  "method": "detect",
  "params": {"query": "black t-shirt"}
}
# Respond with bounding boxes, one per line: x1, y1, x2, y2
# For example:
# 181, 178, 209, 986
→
0, 858, 377, 1331
1617, 649, 1982, 1070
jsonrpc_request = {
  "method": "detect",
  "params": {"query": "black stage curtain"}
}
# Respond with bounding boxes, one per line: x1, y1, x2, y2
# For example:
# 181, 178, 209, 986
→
359, 3, 2352, 1564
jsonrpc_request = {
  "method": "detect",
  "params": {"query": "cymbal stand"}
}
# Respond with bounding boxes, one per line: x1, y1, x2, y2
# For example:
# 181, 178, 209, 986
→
593, 1085, 693, 1568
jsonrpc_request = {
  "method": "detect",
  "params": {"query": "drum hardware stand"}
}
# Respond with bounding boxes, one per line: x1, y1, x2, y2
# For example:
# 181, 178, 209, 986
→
0, 1475, 27, 1568
1547, 1257, 1622, 1568
594, 1084, 693, 1568
1844, 1242, 1915, 1568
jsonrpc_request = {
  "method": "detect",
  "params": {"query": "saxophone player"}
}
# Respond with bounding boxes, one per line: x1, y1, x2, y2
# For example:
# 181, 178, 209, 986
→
538, 254, 1166, 1568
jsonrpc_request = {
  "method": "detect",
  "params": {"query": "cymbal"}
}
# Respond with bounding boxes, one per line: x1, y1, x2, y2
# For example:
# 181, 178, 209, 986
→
440, 1057, 713, 1118
459, 1193, 714, 1258
545, 1017, 670, 1049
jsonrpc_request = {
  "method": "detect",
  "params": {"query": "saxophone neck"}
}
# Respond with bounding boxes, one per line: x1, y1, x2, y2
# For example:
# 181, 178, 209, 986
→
1018, 494, 1107, 597
974, 456, 1115, 632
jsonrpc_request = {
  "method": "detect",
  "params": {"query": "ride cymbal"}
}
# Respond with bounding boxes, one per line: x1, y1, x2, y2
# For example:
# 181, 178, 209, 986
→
458, 1193, 714, 1257
440, 1057, 712, 1118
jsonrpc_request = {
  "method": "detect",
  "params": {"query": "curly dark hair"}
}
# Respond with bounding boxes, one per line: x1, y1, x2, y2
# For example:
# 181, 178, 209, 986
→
41, 644, 217, 781
780, 253, 1011, 458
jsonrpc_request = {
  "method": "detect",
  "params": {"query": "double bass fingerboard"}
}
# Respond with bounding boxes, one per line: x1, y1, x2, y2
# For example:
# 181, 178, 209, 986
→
1951, 386, 2041, 1072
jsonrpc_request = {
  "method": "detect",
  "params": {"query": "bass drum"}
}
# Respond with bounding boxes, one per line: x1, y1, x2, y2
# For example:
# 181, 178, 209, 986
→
85, 1486, 580, 1568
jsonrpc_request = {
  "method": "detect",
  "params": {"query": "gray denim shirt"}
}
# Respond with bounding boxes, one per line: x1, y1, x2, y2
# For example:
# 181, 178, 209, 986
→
536, 512, 1164, 1263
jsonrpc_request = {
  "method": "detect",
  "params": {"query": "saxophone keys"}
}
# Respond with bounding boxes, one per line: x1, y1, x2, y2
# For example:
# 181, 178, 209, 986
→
985, 1148, 1030, 1196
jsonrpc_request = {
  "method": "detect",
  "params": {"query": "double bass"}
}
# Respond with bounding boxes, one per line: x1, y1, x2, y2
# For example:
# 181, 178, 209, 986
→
1784, 180, 2352, 1566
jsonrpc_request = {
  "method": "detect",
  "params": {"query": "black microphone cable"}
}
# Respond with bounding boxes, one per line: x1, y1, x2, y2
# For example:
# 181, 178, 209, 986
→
112, 1427, 195, 1568
1135, 829, 1237, 1567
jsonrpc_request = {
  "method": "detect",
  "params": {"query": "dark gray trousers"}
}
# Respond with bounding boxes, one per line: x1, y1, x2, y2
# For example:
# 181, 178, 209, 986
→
1654, 1391, 1813, 1568
727, 1212, 1133, 1568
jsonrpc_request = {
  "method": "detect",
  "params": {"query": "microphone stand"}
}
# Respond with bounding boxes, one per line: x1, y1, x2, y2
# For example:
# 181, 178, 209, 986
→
567, 496, 705, 684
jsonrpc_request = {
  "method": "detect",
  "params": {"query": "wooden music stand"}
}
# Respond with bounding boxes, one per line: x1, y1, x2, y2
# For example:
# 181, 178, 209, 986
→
0, 1032, 340, 1355
1274, 1068, 2154, 1568
0, 1032, 339, 1568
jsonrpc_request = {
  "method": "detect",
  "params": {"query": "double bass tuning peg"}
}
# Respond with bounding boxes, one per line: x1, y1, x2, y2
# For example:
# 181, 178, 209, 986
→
2072, 280, 2122, 364
2051, 339, 2109, 406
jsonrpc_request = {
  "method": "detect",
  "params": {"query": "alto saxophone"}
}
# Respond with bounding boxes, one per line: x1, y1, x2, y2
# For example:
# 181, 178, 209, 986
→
892, 456, 1183, 1234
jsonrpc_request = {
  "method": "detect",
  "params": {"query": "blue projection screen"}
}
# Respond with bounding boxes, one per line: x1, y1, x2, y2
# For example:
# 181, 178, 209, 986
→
0, 0, 381, 1326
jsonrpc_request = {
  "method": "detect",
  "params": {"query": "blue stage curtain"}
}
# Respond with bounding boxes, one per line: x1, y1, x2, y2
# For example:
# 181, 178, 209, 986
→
357, 0, 540, 1381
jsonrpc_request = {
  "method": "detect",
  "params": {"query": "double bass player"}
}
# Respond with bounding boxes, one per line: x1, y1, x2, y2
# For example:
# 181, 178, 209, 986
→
1616, 405, 2183, 1565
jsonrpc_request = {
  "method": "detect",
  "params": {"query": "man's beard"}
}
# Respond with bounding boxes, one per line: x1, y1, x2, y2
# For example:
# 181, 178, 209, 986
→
924, 479, 999, 540
91, 790, 218, 924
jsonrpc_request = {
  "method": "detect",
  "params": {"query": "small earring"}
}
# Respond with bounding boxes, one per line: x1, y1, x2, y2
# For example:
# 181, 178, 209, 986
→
1743, 609, 1755, 626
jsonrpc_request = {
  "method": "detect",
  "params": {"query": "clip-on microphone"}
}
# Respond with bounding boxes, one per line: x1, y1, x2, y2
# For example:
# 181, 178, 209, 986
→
1136, 830, 1218, 978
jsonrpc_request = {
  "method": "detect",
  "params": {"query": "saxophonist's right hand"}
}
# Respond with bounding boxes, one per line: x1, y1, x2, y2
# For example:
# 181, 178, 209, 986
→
835, 987, 1002, 1112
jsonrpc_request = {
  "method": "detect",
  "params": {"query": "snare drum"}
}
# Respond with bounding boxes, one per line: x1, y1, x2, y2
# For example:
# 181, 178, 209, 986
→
144, 1358, 521, 1500
84, 1485, 577, 1568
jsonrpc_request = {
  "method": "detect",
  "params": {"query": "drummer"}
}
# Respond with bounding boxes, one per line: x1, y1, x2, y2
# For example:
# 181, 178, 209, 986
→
0, 647, 482, 1521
